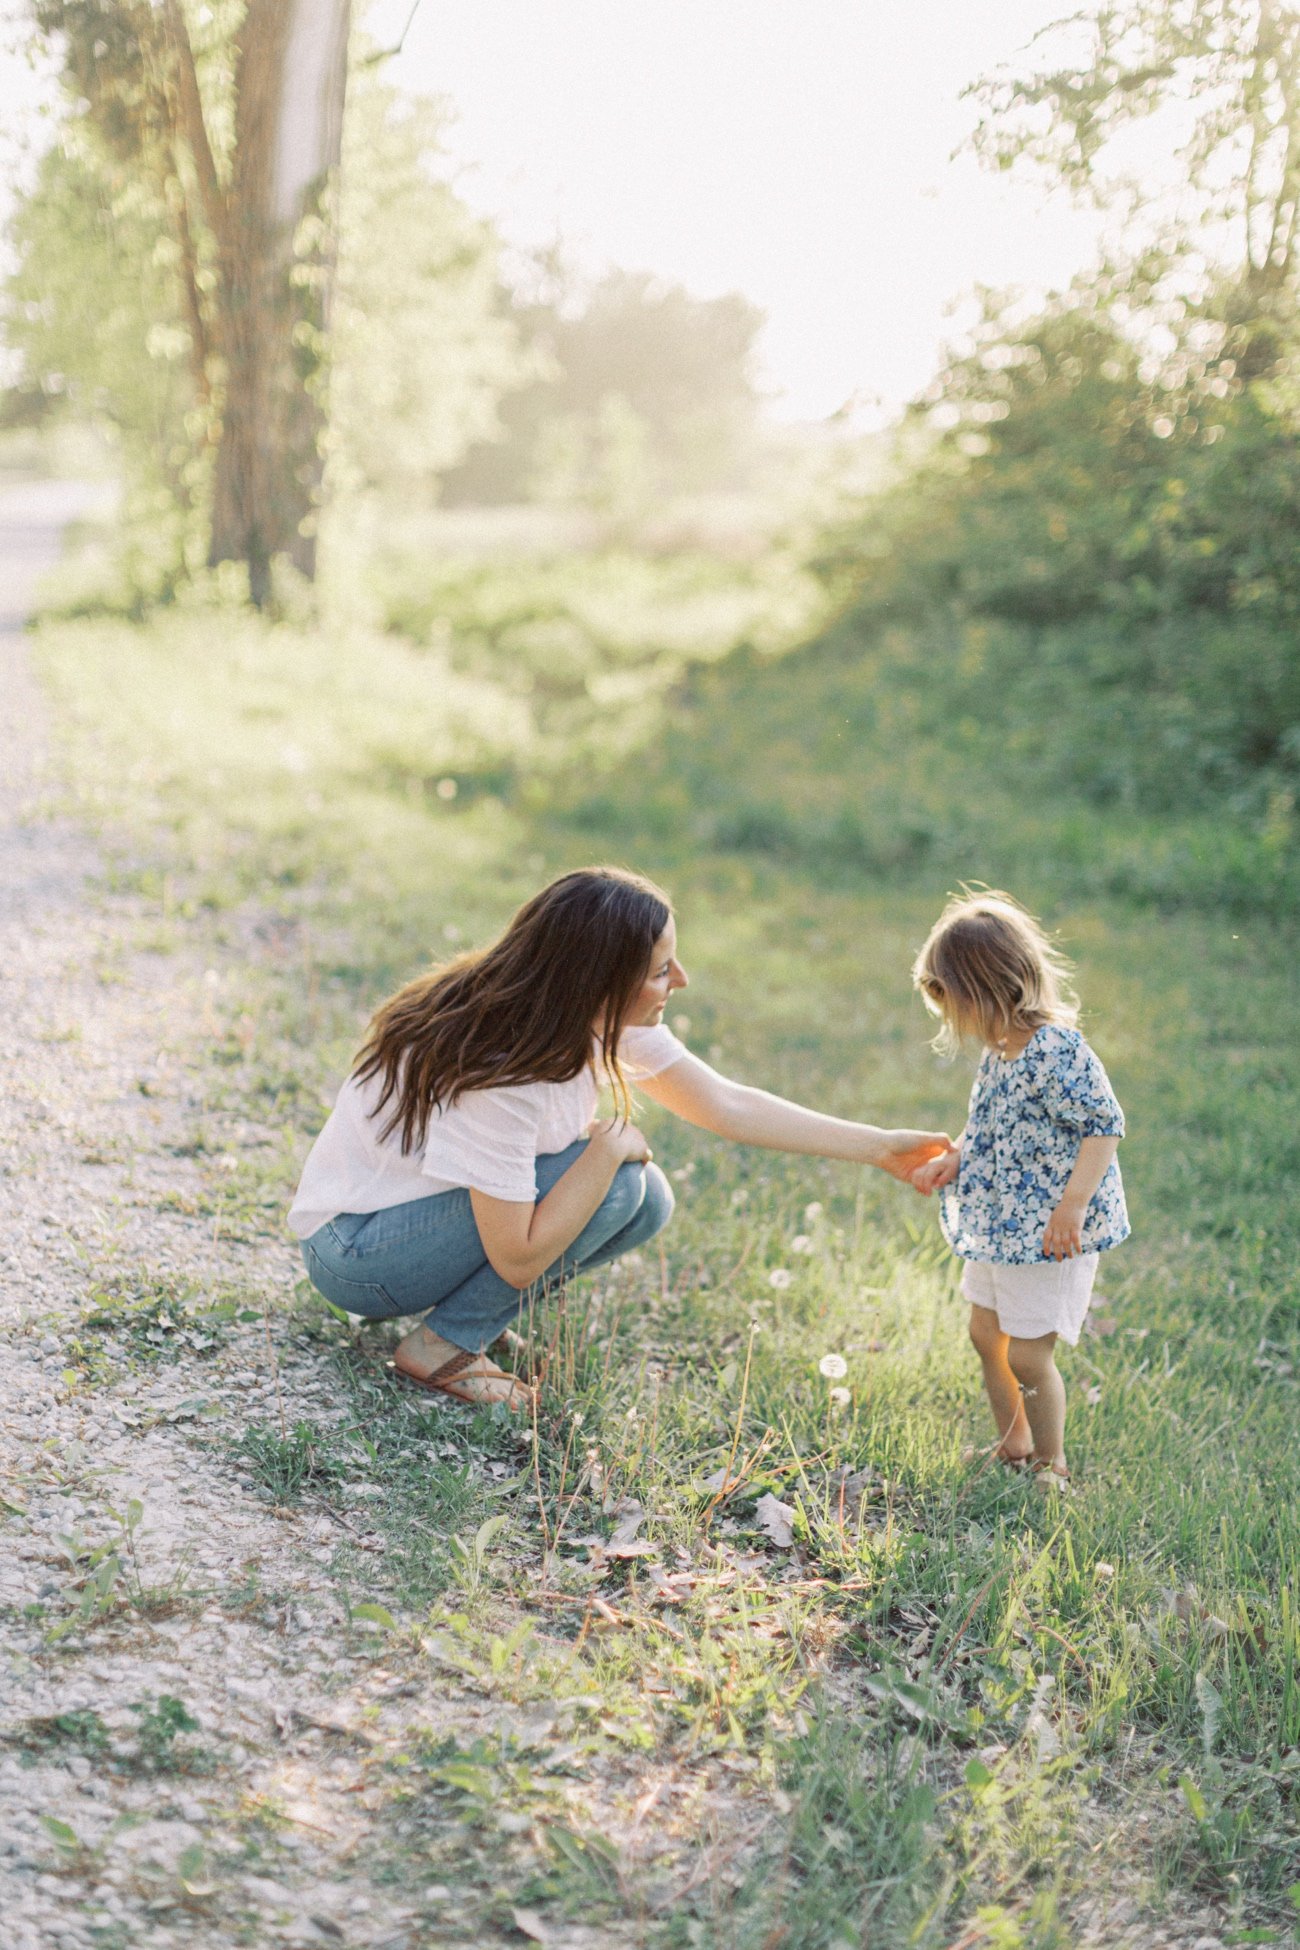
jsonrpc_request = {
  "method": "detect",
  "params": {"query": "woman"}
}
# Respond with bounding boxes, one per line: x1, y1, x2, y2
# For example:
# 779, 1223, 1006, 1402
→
290, 866, 950, 1409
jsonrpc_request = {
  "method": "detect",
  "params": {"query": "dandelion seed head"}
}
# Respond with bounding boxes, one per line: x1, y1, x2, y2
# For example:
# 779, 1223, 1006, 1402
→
829, 1386, 851, 1409
803, 1202, 823, 1222
819, 1353, 848, 1379
790, 1234, 813, 1254
768, 1268, 793, 1290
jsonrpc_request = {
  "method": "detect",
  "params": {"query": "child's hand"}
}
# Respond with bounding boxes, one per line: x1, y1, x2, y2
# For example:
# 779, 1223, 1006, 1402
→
913, 1145, 960, 1196
1042, 1200, 1084, 1260
870, 1130, 954, 1185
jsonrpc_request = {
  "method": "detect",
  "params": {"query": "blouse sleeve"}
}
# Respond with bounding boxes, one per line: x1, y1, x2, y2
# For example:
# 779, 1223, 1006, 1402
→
420, 1085, 543, 1202
1039, 1032, 1126, 1138
619, 1023, 687, 1078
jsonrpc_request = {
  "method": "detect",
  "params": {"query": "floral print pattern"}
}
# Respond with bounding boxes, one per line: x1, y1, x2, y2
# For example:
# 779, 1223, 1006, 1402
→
940, 1024, 1129, 1264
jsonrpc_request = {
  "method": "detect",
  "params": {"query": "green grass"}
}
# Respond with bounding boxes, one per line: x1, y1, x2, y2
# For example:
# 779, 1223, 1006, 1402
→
30, 534, 1300, 1946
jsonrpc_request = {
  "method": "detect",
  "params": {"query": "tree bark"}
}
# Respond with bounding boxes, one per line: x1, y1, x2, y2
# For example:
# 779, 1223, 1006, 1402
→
208, 0, 351, 603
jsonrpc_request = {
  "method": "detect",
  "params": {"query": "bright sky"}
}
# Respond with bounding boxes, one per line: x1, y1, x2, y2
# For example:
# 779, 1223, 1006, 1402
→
0, 1, 1124, 422
363, 0, 1114, 421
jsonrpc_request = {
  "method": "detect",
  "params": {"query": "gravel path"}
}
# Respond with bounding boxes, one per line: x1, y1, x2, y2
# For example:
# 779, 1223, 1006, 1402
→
0, 487, 632, 1950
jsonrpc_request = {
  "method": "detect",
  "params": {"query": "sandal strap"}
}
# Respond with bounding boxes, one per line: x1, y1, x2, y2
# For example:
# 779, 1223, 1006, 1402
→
428, 1347, 478, 1385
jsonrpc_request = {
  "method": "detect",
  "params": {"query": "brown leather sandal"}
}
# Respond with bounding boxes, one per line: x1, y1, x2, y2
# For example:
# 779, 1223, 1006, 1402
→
393, 1348, 534, 1412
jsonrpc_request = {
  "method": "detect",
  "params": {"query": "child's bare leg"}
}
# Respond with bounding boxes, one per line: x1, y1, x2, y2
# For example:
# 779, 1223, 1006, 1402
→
1007, 1332, 1067, 1474
968, 1305, 1032, 1461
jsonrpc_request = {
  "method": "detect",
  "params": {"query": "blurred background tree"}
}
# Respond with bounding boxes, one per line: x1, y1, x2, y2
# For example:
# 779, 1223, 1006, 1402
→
440, 263, 765, 514
10, 0, 354, 604
3, 3, 763, 593
3, 0, 1297, 893
806, 0, 1300, 821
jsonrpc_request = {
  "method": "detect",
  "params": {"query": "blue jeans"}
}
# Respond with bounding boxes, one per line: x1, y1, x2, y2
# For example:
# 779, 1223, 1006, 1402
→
299, 1141, 675, 1353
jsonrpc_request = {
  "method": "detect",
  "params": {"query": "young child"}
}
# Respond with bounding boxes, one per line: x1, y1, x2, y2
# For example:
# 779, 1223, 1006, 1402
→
911, 891, 1128, 1486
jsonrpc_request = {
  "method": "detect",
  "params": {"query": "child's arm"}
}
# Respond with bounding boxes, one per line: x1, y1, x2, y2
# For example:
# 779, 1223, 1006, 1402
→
913, 1133, 963, 1195
1043, 1135, 1120, 1259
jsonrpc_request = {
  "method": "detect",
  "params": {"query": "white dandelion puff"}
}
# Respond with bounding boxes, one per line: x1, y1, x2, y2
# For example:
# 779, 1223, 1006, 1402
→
768, 1268, 793, 1290
790, 1234, 814, 1255
829, 1386, 852, 1410
819, 1353, 848, 1379
803, 1201, 824, 1222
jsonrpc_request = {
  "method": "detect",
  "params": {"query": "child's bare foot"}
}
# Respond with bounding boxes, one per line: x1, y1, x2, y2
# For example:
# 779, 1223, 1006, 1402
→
393, 1323, 534, 1410
961, 1440, 1033, 1471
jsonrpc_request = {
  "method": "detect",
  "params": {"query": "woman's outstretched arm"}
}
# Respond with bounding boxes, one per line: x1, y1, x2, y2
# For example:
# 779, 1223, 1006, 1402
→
638, 1053, 952, 1183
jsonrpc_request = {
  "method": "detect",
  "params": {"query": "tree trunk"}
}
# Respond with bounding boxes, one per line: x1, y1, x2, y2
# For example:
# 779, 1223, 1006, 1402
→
208, 0, 351, 604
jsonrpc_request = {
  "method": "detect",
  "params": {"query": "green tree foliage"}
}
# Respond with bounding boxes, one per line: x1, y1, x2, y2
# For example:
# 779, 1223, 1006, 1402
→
818, 1, 1300, 822
3, 15, 522, 595
966, 0, 1300, 368
5, 120, 207, 580
441, 266, 764, 508
15, 0, 356, 602
327, 86, 524, 502
823, 278, 1300, 814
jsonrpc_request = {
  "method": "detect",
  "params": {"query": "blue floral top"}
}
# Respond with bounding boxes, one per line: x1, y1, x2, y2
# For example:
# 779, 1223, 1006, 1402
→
940, 1023, 1129, 1264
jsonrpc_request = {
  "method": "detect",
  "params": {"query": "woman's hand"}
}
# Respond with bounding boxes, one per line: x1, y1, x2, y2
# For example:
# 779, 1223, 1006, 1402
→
913, 1143, 961, 1196
588, 1116, 653, 1164
868, 1129, 956, 1185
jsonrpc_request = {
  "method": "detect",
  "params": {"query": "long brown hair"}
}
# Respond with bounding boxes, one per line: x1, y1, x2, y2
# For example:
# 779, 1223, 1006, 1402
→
354, 866, 673, 1154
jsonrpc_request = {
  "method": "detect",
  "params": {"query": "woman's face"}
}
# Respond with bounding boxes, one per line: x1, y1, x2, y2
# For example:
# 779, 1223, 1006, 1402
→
630, 918, 688, 1026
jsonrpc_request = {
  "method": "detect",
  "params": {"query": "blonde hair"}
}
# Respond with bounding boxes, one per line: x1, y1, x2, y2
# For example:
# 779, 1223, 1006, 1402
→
912, 887, 1079, 1055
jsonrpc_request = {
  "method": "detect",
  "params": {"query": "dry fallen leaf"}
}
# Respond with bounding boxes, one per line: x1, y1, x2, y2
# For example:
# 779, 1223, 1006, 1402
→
830, 1466, 875, 1516
510, 1907, 551, 1943
608, 1501, 646, 1546
755, 1492, 796, 1549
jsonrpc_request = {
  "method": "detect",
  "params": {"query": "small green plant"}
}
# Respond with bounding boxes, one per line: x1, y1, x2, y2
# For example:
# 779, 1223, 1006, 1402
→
39, 1810, 142, 1875
425, 1613, 543, 1699
6, 1708, 111, 1760
175, 1842, 217, 1902
448, 1513, 510, 1599
132, 1694, 203, 1772
46, 1499, 189, 1640
79, 1274, 254, 1365
237, 1420, 347, 1501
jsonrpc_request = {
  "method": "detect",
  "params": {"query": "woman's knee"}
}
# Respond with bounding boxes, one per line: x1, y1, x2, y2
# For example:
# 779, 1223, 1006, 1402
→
639, 1161, 675, 1237
612, 1160, 674, 1246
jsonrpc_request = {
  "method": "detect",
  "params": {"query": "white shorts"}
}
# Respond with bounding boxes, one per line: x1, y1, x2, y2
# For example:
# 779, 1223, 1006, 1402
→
961, 1253, 1099, 1346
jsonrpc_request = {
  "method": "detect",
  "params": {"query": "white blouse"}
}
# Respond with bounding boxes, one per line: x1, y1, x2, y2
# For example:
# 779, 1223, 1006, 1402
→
288, 1023, 686, 1238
